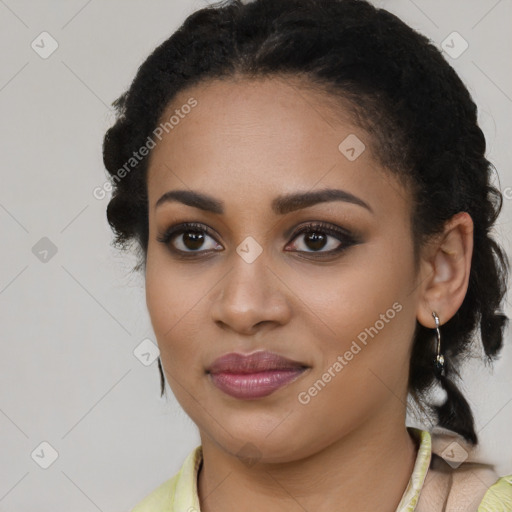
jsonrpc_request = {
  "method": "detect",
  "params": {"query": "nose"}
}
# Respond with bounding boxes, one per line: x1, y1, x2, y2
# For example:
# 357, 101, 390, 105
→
209, 253, 292, 336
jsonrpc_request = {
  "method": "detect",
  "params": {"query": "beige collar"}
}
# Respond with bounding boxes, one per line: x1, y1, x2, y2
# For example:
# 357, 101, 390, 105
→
415, 426, 499, 512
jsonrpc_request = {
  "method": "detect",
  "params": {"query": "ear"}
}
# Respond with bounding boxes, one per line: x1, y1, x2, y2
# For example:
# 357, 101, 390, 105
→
416, 212, 474, 328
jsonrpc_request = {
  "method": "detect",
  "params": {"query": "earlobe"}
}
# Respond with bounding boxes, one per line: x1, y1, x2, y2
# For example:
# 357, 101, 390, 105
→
416, 212, 474, 328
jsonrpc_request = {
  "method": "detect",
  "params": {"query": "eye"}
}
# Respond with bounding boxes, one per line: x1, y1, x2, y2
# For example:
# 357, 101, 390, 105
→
157, 222, 222, 255
286, 222, 356, 256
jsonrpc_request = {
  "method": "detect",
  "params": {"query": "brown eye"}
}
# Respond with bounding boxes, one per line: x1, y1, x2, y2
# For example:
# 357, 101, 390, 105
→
180, 231, 207, 251
287, 222, 356, 255
157, 222, 222, 254
302, 232, 329, 251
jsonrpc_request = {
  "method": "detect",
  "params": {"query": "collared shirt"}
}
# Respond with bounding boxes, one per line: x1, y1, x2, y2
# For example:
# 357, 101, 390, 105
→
131, 427, 512, 512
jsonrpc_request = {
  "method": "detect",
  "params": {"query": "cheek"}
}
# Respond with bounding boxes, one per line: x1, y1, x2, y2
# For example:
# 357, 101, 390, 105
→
145, 271, 178, 338
294, 307, 414, 443
145, 253, 187, 357
144, 250, 210, 376
289, 244, 413, 337
145, 244, 192, 332
292, 237, 416, 389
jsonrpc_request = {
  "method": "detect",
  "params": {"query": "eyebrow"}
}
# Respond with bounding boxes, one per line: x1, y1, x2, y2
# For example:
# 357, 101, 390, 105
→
155, 188, 373, 215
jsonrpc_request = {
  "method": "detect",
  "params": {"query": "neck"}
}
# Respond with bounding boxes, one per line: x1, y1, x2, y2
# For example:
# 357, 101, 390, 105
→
198, 412, 419, 512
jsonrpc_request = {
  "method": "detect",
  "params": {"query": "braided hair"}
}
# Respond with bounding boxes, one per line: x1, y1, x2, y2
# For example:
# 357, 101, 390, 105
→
102, 0, 509, 445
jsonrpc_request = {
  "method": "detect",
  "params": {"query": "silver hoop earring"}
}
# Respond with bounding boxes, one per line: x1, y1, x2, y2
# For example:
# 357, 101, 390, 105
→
432, 311, 445, 378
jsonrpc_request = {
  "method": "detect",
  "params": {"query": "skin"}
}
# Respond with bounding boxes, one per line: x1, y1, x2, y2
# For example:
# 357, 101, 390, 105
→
144, 76, 474, 512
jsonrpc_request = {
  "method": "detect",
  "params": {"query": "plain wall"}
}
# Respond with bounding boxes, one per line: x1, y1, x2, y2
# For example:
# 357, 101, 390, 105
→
0, 1, 511, 510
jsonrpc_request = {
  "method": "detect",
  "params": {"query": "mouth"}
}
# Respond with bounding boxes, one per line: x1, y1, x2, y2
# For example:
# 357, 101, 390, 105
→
206, 351, 309, 400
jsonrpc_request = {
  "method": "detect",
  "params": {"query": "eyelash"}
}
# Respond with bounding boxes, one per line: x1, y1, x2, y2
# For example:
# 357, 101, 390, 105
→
156, 221, 359, 259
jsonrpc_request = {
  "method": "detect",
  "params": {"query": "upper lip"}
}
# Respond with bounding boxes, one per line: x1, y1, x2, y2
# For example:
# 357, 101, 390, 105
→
207, 351, 308, 374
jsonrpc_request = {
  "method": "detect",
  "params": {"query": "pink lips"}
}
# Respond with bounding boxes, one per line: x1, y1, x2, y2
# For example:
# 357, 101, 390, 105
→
207, 351, 308, 400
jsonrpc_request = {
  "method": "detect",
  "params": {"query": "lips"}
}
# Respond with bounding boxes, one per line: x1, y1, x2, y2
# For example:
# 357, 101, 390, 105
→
207, 351, 308, 400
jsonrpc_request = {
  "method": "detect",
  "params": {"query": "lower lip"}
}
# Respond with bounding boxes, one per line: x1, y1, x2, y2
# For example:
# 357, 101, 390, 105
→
209, 369, 306, 399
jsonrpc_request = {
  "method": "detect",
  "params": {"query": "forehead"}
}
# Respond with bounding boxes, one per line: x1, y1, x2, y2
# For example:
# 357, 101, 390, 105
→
146, 76, 410, 216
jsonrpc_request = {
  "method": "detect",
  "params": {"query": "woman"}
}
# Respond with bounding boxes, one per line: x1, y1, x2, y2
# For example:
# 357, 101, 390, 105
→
102, 0, 512, 510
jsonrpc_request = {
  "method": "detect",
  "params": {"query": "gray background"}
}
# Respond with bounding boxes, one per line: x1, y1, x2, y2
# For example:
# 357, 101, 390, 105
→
0, 0, 511, 511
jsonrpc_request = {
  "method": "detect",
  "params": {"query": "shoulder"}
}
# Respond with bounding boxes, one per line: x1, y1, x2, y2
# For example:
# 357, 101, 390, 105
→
420, 426, 512, 512
477, 474, 512, 512
436, 460, 512, 511
130, 446, 202, 512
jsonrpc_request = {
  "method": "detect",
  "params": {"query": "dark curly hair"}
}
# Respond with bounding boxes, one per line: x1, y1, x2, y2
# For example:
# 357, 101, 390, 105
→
102, 0, 509, 445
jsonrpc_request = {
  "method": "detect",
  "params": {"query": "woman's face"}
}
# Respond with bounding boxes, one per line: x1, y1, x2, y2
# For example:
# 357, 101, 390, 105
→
145, 77, 423, 463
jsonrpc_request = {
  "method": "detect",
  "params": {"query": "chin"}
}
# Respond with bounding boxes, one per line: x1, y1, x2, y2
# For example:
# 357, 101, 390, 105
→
203, 418, 319, 465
